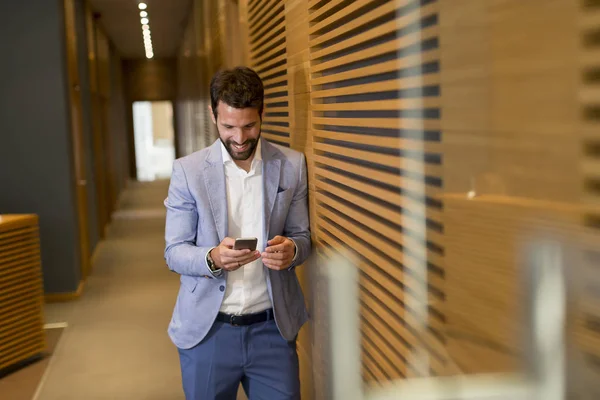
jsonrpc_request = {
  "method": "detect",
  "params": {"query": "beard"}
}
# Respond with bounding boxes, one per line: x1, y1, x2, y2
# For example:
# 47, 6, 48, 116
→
219, 131, 261, 161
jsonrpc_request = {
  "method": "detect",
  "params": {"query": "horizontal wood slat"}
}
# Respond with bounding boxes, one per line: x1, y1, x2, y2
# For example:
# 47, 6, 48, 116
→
315, 166, 443, 225
318, 241, 446, 372
315, 192, 443, 270
252, 20, 286, 51
361, 333, 405, 380
248, 0, 289, 146
314, 173, 442, 243
311, 77, 440, 102
0, 214, 45, 371
248, 0, 280, 24
310, 3, 437, 61
309, 0, 349, 22
265, 106, 289, 114
310, 0, 443, 383
310, 0, 396, 36
580, 3, 600, 391
582, 158, 600, 179
250, 12, 285, 42
312, 153, 442, 197
260, 63, 287, 80
311, 97, 441, 111
310, 1, 399, 48
252, 42, 286, 65
0, 226, 37, 241
312, 130, 442, 153
314, 141, 442, 176
0, 302, 41, 326
311, 27, 439, 74
308, 0, 327, 10
0, 240, 40, 257
312, 116, 440, 132
262, 74, 288, 89
256, 53, 287, 74
0, 344, 45, 372
310, 51, 440, 86
0, 254, 41, 274
262, 132, 291, 144
316, 206, 443, 299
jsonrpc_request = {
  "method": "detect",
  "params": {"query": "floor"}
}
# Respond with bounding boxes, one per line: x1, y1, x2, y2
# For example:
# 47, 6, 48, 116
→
35, 180, 247, 400
0, 328, 64, 400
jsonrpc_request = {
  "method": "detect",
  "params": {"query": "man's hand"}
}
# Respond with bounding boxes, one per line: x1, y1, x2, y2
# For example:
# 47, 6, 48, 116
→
211, 237, 261, 272
261, 235, 295, 271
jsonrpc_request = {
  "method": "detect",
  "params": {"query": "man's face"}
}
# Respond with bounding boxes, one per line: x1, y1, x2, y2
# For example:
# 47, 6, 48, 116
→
210, 101, 261, 161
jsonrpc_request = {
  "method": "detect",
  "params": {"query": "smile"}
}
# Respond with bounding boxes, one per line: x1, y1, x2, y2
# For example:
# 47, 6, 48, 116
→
232, 143, 249, 151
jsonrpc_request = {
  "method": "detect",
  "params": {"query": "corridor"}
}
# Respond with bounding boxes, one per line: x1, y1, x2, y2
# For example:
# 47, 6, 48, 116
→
1, 1, 599, 398
38, 181, 183, 399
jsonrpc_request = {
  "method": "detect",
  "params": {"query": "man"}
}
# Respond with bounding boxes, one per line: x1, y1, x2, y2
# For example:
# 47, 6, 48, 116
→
164, 66, 310, 400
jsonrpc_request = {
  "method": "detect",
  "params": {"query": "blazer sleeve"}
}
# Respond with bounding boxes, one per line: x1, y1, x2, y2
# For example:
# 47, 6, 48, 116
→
164, 160, 219, 278
284, 152, 312, 269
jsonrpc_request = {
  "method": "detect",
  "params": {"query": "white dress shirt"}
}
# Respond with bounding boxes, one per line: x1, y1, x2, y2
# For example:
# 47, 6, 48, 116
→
218, 140, 273, 314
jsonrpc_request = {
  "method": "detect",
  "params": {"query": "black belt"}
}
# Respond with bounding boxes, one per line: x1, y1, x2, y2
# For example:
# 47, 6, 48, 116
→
216, 308, 274, 326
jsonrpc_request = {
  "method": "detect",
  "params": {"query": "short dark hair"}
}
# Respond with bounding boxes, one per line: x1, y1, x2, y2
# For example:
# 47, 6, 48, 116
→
210, 66, 264, 120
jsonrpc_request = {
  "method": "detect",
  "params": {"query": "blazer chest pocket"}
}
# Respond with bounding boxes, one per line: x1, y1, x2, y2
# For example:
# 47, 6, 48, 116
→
275, 187, 294, 207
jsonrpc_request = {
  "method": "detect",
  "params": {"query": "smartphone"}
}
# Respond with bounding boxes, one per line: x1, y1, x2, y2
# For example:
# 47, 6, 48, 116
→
233, 237, 258, 251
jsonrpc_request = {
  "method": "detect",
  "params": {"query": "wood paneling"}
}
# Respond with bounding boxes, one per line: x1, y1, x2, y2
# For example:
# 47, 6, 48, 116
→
443, 195, 580, 373
248, 0, 290, 147
308, 0, 444, 383
96, 27, 118, 217
63, 0, 90, 279
242, 0, 314, 397
81, 2, 132, 245
440, 0, 580, 201
579, 0, 600, 392
233, 0, 597, 395
87, 13, 110, 238
439, 0, 582, 376
0, 215, 45, 372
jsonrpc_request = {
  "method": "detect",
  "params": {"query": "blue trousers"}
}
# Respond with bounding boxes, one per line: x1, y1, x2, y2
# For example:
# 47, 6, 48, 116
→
177, 319, 300, 400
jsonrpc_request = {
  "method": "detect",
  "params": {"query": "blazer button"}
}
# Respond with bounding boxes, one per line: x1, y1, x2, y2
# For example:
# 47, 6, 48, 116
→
219, 285, 225, 292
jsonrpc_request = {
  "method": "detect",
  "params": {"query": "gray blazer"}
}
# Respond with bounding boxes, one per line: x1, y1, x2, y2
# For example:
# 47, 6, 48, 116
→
164, 138, 311, 349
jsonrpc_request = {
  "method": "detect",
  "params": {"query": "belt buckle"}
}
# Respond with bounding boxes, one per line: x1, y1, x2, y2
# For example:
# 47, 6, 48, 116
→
230, 315, 240, 326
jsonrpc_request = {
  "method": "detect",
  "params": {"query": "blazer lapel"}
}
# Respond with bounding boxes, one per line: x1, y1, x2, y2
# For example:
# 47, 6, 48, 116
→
203, 140, 228, 242
262, 139, 281, 242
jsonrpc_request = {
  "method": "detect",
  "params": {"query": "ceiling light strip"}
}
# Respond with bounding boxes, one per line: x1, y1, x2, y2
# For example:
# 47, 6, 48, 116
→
138, 3, 153, 58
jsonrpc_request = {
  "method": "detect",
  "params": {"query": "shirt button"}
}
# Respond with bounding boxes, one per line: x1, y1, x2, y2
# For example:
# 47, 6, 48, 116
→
219, 285, 225, 292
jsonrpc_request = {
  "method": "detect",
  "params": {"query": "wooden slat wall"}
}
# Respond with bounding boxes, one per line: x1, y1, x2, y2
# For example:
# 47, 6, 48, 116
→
248, 0, 291, 147
0, 215, 45, 371
282, 1, 316, 397
308, 0, 445, 382
439, 0, 582, 375
579, 0, 600, 391
237, 1, 600, 395
443, 196, 581, 373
